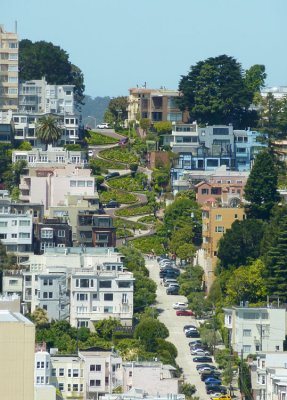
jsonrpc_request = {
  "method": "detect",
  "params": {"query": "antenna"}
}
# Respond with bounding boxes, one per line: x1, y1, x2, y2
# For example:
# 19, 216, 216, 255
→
15, 20, 17, 34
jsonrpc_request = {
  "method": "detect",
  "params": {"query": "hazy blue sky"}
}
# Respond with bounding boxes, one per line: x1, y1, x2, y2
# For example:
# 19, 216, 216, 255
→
2, 0, 287, 97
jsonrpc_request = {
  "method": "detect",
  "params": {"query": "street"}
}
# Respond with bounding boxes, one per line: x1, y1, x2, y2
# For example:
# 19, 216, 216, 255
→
146, 257, 211, 400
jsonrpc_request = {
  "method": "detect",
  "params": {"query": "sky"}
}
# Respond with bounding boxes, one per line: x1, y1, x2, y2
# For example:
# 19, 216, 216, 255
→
2, 0, 287, 98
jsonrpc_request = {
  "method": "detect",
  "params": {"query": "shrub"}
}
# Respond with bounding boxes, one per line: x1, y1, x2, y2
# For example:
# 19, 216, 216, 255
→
85, 131, 118, 145
89, 158, 126, 175
100, 147, 139, 164
108, 173, 147, 191
100, 190, 138, 204
137, 215, 157, 224
115, 205, 152, 217
130, 235, 165, 255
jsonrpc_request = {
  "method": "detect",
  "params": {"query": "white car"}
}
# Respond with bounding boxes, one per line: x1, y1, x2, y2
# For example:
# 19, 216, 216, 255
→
97, 123, 110, 129
191, 348, 211, 356
172, 302, 188, 310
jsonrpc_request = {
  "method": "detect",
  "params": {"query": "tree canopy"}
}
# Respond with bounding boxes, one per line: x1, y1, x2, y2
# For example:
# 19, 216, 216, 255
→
36, 114, 62, 146
178, 55, 264, 128
244, 149, 280, 219
19, 39, 85, 107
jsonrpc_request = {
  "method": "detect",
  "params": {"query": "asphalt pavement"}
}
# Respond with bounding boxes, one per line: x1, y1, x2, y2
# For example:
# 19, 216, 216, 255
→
146, 257, 211, 400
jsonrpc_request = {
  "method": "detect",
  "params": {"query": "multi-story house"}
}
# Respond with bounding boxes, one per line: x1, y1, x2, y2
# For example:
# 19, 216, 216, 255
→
12, 145, 87, 167
0, 25, 19, 112
199, 204, 245, 291
33, 218, 73, 254
224, 305, 287, 357
0, 212, 33, 253
234, 129, 267, 171
122, 361, 180, 395
19, 164, 96, 213
70, 265, 134, 329
128, 87, 187, 123
0, 293, 20, 312
2, 270, 23, 297
92, 215, 116, 248
0, 310, 35, 400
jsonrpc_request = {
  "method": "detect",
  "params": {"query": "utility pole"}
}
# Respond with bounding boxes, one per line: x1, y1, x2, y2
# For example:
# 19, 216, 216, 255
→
240, 349, 245, 400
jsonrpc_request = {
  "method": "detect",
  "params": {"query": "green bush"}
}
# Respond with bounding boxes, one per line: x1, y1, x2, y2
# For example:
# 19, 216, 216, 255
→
100, 147, 139, 164
130, 235, 165, 255
115, 205, 152, 217
138, 215, 157, 224
89, 158, 126, 175
85, 131, 118, 145
108, 173, 147, 191
100, 190, 138, 204
113, 218, 147, 230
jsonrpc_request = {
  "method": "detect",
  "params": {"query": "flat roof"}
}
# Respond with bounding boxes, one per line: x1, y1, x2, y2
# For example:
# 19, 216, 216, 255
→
0, 310, 33, 325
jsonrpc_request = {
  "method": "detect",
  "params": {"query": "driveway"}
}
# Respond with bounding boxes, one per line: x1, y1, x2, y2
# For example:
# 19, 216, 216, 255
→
146, 258, 211, 400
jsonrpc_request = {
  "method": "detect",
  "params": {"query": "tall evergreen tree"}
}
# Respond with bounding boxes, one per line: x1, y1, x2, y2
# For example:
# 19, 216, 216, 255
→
244, 149, 280, 220
265, 216, 287, 302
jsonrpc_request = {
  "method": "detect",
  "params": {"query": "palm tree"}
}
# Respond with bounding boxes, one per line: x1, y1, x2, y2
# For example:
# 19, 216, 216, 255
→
35, 114, 62, 148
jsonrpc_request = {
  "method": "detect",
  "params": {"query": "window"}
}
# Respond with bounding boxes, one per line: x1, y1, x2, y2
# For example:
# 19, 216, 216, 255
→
19, 232, 30, 238
11, 233, 17, 238
243, 329, 251, 337
92, 293, 98, 300
99, 280, 112, 288
49, 292, 53, 299
73, 369, 79, 377
104, 293, 113, 301
0, 233, 7, 239
90, 380, 95, 386
59, 368, 64, 377
276, 345, 280, 351
79, 279, 89, 288
207, 159, 219, 167
68, 369, 71, 377
215, 214, 222, 221
77, 180, 85, 187
201, 188, 209, 195
41, 229, 53, 239
215, 226, 224, 233
9, 42, 18, 48
77, 293, 88, 301
43, 279, 52, 286
122, 293, 128, 303
59, 383, 64, 391
243, 345, 251, 353
43, 292, 48, 299
129, 371, 133, 377
52, 368, 56, 376
90, 365, 95, 371
87, 181, 93, 187
0, 221, 8, 227
213, 127, 229, 135
12, 219, 18, 226
58, 230, 65, 238
96, 365, 101, 371
70, 180, 76, 187
262, 376, 266, 384
37, 376, 40, 383
96, 380, 101, 386
118, 281, 131, 288
104, 306, 113, 313
73, 384, 78, 391
68, 384, 71, 391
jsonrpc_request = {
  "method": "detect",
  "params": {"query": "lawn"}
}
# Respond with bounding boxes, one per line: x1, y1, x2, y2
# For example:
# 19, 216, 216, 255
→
99, 190, 138, 204
99, 147, 139, 164
113, 218, 147, 231
108, 173, 147, 191
115, 204, 152, 217
137, 215, 157, 224
85, 131, 118, 145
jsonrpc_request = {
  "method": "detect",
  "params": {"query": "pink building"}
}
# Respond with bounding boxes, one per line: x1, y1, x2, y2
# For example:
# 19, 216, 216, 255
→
19, 165, 96, 213
195, 179, 246, 205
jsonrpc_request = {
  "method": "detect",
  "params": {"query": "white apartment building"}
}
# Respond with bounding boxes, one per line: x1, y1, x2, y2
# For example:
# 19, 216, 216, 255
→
0, 25, 19, 112
122, 362, 180, 395
2, 270, 23, 297
20, 247, 133, 327
250, 353, 287, 400
12, 144, 87, 167
0, 213, 33, 252
102, 390, 185, 400
19, 164, 96, 212
224, 305, 287, 357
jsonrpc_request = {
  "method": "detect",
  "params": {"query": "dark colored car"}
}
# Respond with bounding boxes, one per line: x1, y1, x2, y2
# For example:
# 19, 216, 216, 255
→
206, 386, 227, 395
205, 378, 222, 385
176, 310, 194, 316
106, 200, 120, 208
201, 372, 221, 381
104, 172, 120, 181
186, 330, 200, 338
166, 286, 179, 295
193, 356, 213, 363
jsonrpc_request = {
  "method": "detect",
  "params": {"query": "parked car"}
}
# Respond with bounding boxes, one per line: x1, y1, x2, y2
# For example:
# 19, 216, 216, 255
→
211, 395, 231, 400
176, 309, 194, 316
198, 367, 217, 375
97, 123, 110, 129
193, 356, 213, 363
88, 150, 94, 157
173, 302, 188, 310
184, 324, 197, 331
184, 326, 197, 333
185, 330, 200, 338
163, 278, 178, 287
119, 137, 128, 145
106, 200, 120, 208
204, 378, 222, 385
206, 386, 227, 395
210, 393, 224, 399
191, 349, 210, 356
166, 286, 179, 295
104, 172, 120, 181
196, 363, 215, 370
201, 372, 221, 381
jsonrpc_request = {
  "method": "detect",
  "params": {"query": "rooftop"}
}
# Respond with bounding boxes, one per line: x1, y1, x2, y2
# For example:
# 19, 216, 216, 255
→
0, 310, 33, 325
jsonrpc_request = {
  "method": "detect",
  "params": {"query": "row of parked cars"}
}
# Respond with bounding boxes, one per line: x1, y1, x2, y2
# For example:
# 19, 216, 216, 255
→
157, 256, 181, 294
189, 339, 229, 398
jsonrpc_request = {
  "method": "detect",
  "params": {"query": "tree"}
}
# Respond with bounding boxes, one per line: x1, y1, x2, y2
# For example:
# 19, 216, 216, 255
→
36, 114, 62, 147
139, 118, 151, 134
225, 260, 267, 305
19, 40, 85, 107
217, 219, 265, 270
30, 307, 49, 327
134, 317, 169, 352
154, 121, 172, 135
129, 163, 138, 176
2, 159, 27, 193
244, 64, 266, 95
264, 216, 287, 302
178, 55, 260, 128
93, 318, 121, 341
244, 149, 280, 219
106, 97, 128, 124
18, 141, 32, 150
180, 383, 197, 398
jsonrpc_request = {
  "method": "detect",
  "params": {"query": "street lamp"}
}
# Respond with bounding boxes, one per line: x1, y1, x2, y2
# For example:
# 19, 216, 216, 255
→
87, 116, 97, 129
